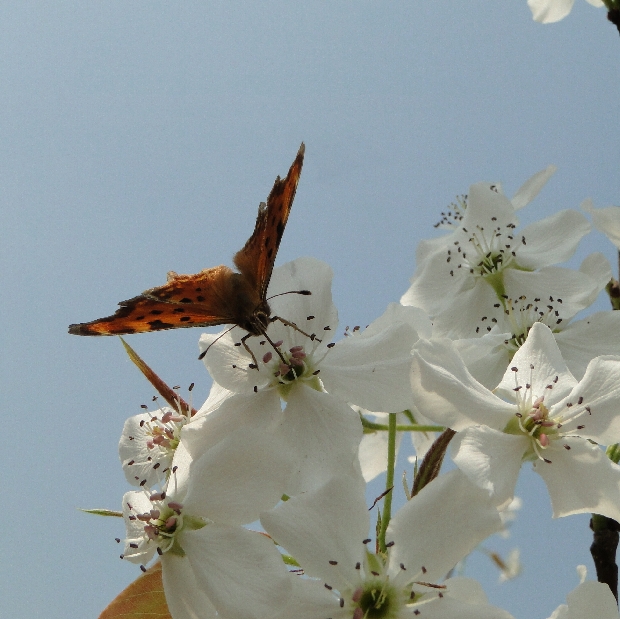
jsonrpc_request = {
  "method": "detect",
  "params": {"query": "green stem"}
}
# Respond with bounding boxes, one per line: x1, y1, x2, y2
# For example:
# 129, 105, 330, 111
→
361, 417, 444, 433
378, 413, 397, 553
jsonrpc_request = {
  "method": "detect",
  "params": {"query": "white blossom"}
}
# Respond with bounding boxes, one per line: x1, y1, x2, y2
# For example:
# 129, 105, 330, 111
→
528, 0, 604, 24
261, 469, 514, 619
412, 322, 620, 518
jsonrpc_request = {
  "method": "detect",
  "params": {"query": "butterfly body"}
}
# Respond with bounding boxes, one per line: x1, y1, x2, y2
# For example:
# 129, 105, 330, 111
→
69, 143, 304, 339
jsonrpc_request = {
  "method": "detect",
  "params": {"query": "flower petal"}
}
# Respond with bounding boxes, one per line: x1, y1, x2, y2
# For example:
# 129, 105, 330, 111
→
555, 355, 620, 445
555, 312, 620, 381
412, 338, 514, 431
582, 200, 620, 250
495, 322, 576, 405
182, 428, 289, 525
511, 165, 556, 211
162, 554, 218, 619
563, 581, 620, 619
452, 426, 528, 508
528, 0, 575, 23
387, 470, 502, 583
261, 472, 368, 590
278, 387, 362, 494
182, 525, 292, 619
517, 210, 589, 269
320, 321, 416, 412
534, 438, 620, 520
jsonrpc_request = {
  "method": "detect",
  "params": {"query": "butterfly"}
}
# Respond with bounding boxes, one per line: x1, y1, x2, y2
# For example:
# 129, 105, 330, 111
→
69, 143, 310, 360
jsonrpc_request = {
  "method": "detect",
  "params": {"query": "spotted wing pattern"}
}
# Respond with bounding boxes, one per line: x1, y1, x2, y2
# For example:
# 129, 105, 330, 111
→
68, 266, 241, 335
233, 142, 305, 299
68, 143, 305, 337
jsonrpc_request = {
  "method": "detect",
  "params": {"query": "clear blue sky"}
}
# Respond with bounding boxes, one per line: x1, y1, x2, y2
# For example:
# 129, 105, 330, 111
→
2, 3, 619, 618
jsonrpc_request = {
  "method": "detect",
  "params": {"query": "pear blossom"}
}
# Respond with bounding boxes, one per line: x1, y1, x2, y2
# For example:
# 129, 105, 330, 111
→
528, 0, 604, 24
582, 199, 620, 250
453, 252, 617, 389
120, 429, 292, 619
548, 577, 619, 619
184, 258, 422, 494
411, 322, 620, 518
261, 469, 514, 619
401, 174, 596, 339
119, 405, 189, 488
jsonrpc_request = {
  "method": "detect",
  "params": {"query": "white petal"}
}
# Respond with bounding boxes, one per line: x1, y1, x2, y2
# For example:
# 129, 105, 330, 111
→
496, 322, 576, 404
534, 438, 620, 520
200, 329, 271, 394
401, 241, 471, 315
364, 302, 432, 340
452, 427, 528, 508
565, 581, 620, 619
387, 470, 502, 583
267, 257, 338, 336
182, 390, 282, 458
182, 525, 291, 619
412, 338, 514, 431
556, 312, 620, 380
555, 355, 620, 444
454, 333, 511, 389
162, 554, 218, 619
528, 0, 575, 23
272, 576, 340, 619
432, 279, 505, 338
183, 429, 289, 525
414, 579, 515, 619
320, 321, 416, 412
583, 200, 620, 250
517, 210, 590, 269
511, 165, 557, 211
504, 266, 600, 324
119, 410, 177, 488
261, 472, 368, 590
462, 182, 517, 231
578, 252, 613, 303
278, 388, 362, 494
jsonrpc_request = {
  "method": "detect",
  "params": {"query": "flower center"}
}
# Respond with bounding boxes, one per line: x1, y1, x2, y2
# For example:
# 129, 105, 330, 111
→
259, 343, 322, 397
352, 579, 400, 619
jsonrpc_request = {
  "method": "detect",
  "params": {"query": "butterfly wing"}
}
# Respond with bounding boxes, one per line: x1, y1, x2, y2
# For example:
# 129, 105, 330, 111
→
233, 142, 305, 300
69, 266, 241, 335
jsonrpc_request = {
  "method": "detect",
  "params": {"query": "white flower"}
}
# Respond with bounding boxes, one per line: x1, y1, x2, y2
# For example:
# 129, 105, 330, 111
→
261, 469, 514, 619
120, 429, 292, 619
411, 322, 620, 518
119, 406, 189, 488
528, 0, 604, 24
185, 258, 421, 494
452, 252, 616, 389
548, 579, 619, 619
401, 174, 594, 339
582, 199, 620, 251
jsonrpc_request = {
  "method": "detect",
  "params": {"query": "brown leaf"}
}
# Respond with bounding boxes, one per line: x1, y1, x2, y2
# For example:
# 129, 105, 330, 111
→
99, 562, 172, 619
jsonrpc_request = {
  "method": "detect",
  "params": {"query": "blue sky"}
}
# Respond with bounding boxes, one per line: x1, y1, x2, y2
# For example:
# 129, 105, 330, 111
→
2, 3, 620, 618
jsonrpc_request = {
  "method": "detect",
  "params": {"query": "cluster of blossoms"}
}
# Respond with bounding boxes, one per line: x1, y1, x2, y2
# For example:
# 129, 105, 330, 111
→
106, 167, 620, 619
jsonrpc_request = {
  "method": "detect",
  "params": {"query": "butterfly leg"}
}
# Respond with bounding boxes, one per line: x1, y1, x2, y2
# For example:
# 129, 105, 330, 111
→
240, 332, 261, 369
270, 316, 321, 343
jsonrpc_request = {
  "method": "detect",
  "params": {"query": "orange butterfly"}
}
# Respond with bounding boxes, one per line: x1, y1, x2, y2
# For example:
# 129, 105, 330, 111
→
69, 143, 309, 358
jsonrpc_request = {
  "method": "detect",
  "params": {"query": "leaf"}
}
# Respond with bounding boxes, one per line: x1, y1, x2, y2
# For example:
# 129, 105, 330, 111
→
80, 508, 122, 517
120, 337, 197, 417
99, 562, 172, 619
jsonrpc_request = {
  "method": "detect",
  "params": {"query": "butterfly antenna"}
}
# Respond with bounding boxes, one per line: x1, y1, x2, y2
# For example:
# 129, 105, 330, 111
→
198, 325, 237, 360
270, 315, 321, 344
266, 290, 312, 301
